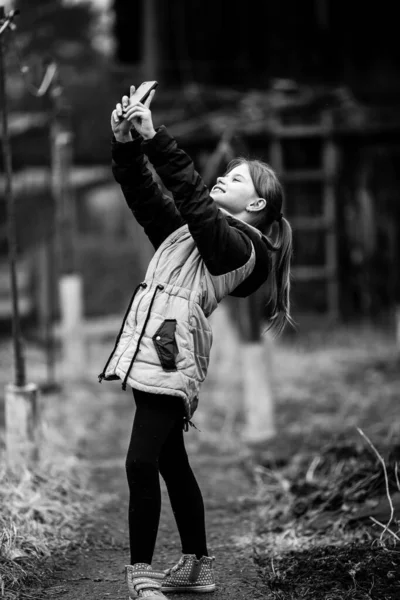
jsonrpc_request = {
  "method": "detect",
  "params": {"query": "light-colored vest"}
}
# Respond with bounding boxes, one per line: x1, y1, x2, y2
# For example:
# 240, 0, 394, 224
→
101, 222, 256, 419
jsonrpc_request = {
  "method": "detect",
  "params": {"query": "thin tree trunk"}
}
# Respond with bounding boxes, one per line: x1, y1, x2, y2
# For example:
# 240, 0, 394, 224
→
0, 21, 26, 387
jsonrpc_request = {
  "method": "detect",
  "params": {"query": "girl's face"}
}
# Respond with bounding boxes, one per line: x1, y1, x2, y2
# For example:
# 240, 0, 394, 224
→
210, 163, 262, 217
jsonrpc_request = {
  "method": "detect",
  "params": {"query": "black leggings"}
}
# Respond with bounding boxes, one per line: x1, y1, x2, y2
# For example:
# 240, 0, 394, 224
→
125, 388, 208, 565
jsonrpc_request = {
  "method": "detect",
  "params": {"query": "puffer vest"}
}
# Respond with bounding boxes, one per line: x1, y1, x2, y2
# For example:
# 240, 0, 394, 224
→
99, 222, 256, 422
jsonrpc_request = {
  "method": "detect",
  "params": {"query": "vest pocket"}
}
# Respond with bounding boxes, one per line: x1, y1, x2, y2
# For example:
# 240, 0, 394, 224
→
152, 319, 179, 372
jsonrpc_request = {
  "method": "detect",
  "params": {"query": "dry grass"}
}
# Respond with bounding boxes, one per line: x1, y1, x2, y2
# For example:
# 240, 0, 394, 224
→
0, 458, 92, 600
0, 340, 100, 600
245, 325, 400, 600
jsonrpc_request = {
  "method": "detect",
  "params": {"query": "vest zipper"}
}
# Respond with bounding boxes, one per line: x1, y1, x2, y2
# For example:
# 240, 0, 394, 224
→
98, 282, 147, 383
121, 284, 164, 391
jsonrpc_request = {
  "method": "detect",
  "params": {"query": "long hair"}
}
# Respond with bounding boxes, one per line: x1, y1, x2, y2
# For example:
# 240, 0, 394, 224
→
225, 158, 294, 337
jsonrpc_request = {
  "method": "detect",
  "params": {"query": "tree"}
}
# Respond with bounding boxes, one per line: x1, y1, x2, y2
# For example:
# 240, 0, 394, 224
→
14, 0, 95, 64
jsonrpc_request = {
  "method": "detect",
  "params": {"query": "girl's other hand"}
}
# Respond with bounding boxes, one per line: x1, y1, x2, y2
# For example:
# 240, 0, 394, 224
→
111, 86, 137, 142
124, 88, 156, 140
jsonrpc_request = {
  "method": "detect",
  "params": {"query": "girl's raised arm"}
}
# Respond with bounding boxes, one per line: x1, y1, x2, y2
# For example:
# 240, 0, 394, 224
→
141, 127, 254, 276
110, 89, 184, 250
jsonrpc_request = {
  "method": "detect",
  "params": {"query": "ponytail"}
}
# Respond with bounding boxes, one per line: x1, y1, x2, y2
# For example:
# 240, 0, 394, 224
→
263, 217, 294, 337
224, 157, 294, 336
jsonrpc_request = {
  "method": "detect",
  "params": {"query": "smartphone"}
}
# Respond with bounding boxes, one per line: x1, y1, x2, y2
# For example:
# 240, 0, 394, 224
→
130, 80, 158, 105
120, 81, 158, 123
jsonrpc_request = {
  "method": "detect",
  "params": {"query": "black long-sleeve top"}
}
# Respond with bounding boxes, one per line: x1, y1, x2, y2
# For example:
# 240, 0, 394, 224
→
111, 126, 271, 298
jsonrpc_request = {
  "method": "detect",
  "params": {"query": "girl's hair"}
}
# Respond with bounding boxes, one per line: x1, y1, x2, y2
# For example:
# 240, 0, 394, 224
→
225, 157, 294, 337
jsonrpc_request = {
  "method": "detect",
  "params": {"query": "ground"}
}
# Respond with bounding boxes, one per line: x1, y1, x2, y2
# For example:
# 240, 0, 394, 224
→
1, 307, 400, 600
42, 380, 268, 600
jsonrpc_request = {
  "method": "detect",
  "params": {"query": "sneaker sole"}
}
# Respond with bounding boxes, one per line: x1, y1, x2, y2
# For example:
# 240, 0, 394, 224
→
161, 584, 216, 593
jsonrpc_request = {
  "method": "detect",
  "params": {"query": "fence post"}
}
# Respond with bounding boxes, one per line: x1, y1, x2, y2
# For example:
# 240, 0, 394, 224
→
5, 383, 40, 469
35, 235, 59, 391
50, 73, 86, 378
236, 288, 276, 445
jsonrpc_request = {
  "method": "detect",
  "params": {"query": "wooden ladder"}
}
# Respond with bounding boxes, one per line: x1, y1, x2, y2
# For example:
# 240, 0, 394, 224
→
268, 110, 339, 321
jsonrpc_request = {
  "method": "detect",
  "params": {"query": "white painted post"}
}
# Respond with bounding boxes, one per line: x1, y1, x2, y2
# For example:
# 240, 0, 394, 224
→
233, 290, 276, 445
5, 383, 41, 470
59, 273, 85, 378
207, 300, 243, 440
240, 334, 276, 444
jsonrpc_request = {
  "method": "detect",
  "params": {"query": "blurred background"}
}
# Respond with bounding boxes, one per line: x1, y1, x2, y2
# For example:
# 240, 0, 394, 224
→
1, 0, 400, 332
1, 6, 400, 597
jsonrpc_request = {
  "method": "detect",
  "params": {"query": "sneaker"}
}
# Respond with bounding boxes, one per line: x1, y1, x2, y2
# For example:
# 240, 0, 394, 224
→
125, 563, 167, 599
161, 554, 216, 593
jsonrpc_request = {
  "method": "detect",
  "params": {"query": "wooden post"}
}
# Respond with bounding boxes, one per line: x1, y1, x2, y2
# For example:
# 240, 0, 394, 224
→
1, 5, 40, 469
322, 110, 339, 321
396, 307, 400, 347
35, 237, 58, 391
268, 113, 284, 181
142, 0, 159, 80
386, 211, 400, 345
50, 73, 86, 378
269, 110, 340, 322
5, 383, 40, 470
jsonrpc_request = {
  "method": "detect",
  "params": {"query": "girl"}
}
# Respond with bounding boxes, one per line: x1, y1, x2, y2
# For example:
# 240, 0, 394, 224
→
99, 86, 293, 600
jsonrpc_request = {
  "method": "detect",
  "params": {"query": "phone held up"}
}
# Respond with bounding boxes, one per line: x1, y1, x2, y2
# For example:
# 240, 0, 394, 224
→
121, 81, 158, 121
132, 80, 158, 104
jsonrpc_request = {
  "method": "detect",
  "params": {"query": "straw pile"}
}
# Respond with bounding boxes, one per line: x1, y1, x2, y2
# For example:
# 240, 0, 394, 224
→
251, 431, 400, 599
248, 331, 400, 599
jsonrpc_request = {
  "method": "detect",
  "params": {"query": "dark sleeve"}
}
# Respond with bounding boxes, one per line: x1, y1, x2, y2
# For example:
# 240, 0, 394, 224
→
229, 251, 272, 297
142, 126, 253, 276
111, 132, 185, 250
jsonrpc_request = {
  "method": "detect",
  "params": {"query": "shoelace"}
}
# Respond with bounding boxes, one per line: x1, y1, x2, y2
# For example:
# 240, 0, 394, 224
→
165, 555, 187, 576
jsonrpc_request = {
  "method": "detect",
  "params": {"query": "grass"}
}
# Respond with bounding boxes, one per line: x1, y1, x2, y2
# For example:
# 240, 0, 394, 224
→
0, 338, 101, 599
0, 459, 92, 600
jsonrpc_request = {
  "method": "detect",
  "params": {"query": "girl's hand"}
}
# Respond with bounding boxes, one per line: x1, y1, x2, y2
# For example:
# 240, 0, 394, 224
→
110, 85, 137, 142
124, 89, 156, 140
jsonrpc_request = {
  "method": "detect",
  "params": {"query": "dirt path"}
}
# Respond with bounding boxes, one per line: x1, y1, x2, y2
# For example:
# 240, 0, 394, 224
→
42, 375, 268, 600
